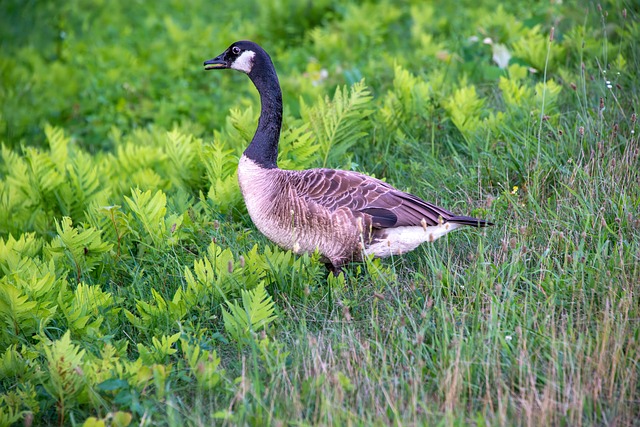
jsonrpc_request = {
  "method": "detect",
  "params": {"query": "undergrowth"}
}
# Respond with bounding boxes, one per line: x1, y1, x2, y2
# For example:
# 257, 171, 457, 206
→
1, 0, 639, 425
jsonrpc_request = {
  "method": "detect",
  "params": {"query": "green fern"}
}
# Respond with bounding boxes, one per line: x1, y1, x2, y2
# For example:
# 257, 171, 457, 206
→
57, 282, 118, 339
0, 233, 43, 276
0, 126, 110, 234
0, 345, 26, 380
84, 204, 132, 260
0, 393, 22, 426
136, 332, 181, 365
183, 242, 253, 302
512, 25, 565, 72
65, 151, 110, 220
181, 339, 223, 391
0, 233, 60, 346
442, 83, 501, 142
226, 107, 256, 147
163, 130, 206, 191
277, 119, 320, 170
111, 141, 168, 193
379, 66, 434, 137
222, 282, 276, 342
201, 142, 243, 215
42, 331, 87, 423
48, 217, 112, 281
0, 280, 48, 344
124, 188, 175, 248
124, 288, 188, 334
44, 124, 70, 172
301, 80, 374, 167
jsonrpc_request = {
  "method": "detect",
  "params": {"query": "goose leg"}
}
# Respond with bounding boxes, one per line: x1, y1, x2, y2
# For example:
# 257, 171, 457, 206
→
324, 262, 344, 277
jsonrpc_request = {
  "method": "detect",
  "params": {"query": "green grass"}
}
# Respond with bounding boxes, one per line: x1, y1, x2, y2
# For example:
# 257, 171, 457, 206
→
1, 0, 639, 425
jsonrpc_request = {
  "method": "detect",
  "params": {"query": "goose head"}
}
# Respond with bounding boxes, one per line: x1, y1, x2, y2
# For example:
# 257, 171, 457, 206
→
203, 41, 266, 75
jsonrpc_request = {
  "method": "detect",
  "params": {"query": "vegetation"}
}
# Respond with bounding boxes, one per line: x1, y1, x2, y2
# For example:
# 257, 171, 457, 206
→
1, 0, 638, 425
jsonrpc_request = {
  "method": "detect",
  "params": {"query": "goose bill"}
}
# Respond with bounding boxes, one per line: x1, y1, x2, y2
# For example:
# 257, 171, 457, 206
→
204, 59, 226, 70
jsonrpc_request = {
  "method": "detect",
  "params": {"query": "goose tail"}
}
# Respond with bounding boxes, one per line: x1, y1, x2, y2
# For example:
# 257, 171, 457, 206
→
447, 215, 493, 227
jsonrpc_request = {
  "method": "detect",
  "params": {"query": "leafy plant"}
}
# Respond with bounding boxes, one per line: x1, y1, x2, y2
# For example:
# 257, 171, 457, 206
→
48, 217, 113, 282
222, 282, 277, 342
42, 331, 88, 425
301, 80, 374, 167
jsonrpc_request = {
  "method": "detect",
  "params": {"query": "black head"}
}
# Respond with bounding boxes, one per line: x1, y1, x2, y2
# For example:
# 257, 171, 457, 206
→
203, 41, 265, 74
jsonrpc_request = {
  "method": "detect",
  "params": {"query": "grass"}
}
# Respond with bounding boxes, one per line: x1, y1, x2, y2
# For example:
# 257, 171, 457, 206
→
0, 0, 639, 425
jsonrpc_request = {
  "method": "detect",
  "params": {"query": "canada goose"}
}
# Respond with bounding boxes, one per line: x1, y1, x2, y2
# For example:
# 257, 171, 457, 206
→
204, 41, 492, 275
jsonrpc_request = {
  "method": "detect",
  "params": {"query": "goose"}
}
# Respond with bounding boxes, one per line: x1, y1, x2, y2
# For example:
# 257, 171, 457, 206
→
204, 41, 492, 275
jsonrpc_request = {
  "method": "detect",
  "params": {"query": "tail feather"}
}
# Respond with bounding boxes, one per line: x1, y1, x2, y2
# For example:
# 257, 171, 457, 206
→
448, 215, 493, 227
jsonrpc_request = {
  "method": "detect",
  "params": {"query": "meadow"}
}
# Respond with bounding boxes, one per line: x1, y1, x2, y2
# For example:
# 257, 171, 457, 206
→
0, 0, 638, 425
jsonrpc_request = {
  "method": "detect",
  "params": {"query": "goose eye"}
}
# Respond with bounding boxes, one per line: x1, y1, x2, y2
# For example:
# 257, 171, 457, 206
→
232, 46, 241, 55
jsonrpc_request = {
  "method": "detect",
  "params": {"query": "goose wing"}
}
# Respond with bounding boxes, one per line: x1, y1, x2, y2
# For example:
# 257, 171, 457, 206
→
291, 169, 477, 229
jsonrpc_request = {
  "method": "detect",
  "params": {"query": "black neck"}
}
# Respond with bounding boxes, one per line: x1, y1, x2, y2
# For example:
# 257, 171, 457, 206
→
244, 54, 282, 169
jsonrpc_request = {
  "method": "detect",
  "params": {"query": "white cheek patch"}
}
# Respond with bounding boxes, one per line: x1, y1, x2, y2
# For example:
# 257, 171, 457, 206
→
230, 50, 256, 73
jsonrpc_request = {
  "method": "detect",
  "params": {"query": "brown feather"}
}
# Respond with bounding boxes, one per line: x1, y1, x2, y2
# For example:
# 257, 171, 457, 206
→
290, 168, 490, 229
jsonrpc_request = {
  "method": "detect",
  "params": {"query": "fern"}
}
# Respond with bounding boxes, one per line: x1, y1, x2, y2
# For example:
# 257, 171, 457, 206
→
0, 233, 43, 275
84, 204, 132, 260
0, 255, 63, 347
201, 142, 243, 215
44, 124, 70, 172
0, 145, 32, 234
124, 288, 188, 335
442, 83, 489, 141
0, 281, 42, 342
111, 141, 168, 193
0, 126, 109, 234
163, 130, 206, 191
183, 242, 253, 302
379, 66, 434, 137
0, 394, 22, 426
181, 339, 223, 391
58, 282, 117, 339
226, 107, 256, 147
124, 188, 172, 248
0, 345, 26, 380
512, 25, 565, 72
136, 332, 181, 365
42, 331, 87, 424
301, 80, 374, 167
222, 282, 276, 342
65, 151, 109, 220
48, 217, 112, 282
277, 119, 320, 170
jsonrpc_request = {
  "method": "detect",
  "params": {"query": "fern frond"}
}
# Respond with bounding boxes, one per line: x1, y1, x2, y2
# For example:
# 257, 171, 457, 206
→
44, 124, 70, 171
181, 339, 223, 391
301, 80, 374, 167
66, 151, 110, 220
202, 141, 243, 215
442, 84, 486, 140
222, 282, 276, 342
42, 331, 87, 405
163, 130, 206, 191
57, 282, 116, 338
48, 217, 112, 280
124, 189, 168, 247
277, 120, 320, 170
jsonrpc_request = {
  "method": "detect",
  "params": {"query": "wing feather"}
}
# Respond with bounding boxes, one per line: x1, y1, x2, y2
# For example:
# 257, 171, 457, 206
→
288, 168, 493, 229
